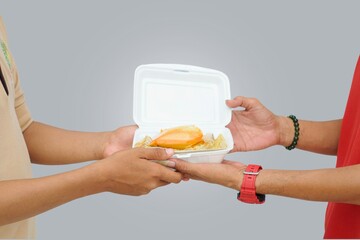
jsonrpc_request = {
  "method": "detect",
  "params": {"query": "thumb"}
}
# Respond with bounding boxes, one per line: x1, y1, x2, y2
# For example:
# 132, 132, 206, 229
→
226, 96, 259, 110
170, 159, 197, 175
138, 147, 174, 160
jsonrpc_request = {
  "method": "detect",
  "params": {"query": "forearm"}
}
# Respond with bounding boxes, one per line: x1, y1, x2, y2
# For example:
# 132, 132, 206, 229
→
255, 164, 360, 205
24, 121, 110, 164
0, 164, 104, 226
278, 117, 342, 155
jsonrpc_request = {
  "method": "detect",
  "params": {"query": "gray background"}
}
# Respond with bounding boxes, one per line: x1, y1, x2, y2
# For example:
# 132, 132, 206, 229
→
1, 0, 360, 239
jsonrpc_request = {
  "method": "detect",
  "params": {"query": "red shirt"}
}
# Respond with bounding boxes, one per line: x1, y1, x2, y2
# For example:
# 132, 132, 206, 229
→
324, 56, 360, 239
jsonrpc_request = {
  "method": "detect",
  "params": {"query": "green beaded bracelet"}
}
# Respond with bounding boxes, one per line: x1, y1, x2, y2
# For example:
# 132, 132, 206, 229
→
285, 115, 300, 150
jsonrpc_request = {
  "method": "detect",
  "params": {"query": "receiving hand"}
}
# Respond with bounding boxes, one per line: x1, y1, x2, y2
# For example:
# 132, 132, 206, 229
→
103, 125, 138, 158
95, 147, 182, 196
171, 158, 247, 190
226, 96, 284, 152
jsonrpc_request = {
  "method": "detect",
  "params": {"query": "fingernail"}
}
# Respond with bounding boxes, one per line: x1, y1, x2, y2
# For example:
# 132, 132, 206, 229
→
166, 148, 174, 156
151, 160, 176, 168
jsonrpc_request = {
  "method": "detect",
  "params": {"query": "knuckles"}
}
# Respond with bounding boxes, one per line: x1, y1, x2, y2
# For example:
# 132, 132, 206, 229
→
150, 165, 162, 178
134, 147, 146, 157
248, 97, 259, 104
137, 147, 167, 160
174, 175, 182, 184
152, 148, 167, 160
139, 182, 159, 195
175, 162, 193, 174
129, 185, 153, 196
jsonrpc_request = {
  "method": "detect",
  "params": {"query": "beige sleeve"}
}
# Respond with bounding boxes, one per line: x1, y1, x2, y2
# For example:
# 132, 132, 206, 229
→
0, 17, 33, 132
12, 64, 33, 132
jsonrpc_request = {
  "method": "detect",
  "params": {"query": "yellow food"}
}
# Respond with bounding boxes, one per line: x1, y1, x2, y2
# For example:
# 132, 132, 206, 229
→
135, 125, 227, 152
149, 125, 203, 150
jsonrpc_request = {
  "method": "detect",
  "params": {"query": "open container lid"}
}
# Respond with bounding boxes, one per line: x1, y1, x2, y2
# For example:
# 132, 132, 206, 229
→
133, 64, 231, 129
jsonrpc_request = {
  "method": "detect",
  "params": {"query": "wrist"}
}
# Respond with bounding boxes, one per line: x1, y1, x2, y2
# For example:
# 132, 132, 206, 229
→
278, 116, 294, 147
255, 169, 265, 194
99, 131, 112, 159
82, 161, 111, 194
238, 164, 265, 204
232, 165, 247, 191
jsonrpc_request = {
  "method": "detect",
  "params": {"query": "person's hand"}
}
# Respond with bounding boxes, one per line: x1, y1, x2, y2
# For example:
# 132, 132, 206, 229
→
94, 147, 182, 196
171, 159, 247, 190
226, 96, 288, 152
102, 125, 138, 158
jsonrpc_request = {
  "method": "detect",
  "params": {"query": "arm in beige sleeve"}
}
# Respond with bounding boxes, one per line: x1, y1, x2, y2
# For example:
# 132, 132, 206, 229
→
0, 164, 102, 226
10, 48, 110, 165
278, 117, 342, 155
0, 148, 182, 226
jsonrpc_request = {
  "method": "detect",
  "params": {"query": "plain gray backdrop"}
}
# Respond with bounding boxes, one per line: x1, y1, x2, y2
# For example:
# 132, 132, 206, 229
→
1, 0, 360, 239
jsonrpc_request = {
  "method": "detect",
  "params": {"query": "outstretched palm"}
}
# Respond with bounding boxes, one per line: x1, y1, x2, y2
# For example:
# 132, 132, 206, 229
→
226, 96, 280, 152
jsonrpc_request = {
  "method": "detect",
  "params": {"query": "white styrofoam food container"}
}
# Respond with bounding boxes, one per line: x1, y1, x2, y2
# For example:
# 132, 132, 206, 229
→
132, 64, 233, 163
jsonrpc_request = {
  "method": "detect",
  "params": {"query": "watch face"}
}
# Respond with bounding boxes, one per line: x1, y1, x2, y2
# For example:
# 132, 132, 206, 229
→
237, 192, 266, 204
256, 193, 266, 203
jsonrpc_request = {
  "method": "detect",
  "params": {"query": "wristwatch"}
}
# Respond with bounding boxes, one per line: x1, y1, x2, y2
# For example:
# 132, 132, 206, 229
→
237, 164, 265, 204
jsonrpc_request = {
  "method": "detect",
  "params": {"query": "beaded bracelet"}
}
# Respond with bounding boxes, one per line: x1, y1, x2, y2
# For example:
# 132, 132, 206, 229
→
285, 115, 300, 150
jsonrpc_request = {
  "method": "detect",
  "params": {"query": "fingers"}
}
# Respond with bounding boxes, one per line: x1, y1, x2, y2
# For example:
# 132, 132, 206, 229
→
124, 125, 139, 135
137, 147, 174, 160
121, 124, 138, 131
128, 124, 139, 129
158, 167, 182, 183
182, 173, 190, 181
170, 159, 198, 175
156, 181, 170, 188
142, 181, 169, 195
226, 96, 260, 110
151, 160, 176, 168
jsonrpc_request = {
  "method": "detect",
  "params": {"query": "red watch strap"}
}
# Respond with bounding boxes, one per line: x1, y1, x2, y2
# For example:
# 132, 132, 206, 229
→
238, 164, 265, 204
